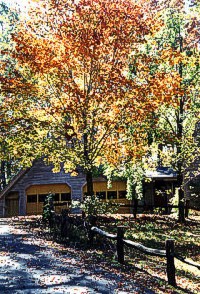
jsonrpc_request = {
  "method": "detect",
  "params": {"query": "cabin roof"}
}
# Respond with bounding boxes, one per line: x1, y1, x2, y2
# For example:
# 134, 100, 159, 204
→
0, 168, 30, 199
146, 167, 177, 179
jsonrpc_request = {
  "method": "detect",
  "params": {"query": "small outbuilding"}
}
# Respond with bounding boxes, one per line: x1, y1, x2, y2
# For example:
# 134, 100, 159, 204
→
0, 159, 129, 217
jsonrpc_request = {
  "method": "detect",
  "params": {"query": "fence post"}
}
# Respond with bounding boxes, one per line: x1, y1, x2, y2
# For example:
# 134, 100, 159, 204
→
185, 200, 190, 218
89, 228, 94, 245
117, 226, 125, 264
166, 239, 176, 286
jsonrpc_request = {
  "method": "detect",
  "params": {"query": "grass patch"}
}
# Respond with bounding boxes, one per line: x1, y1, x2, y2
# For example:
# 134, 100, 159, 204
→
96, 212, 200, 293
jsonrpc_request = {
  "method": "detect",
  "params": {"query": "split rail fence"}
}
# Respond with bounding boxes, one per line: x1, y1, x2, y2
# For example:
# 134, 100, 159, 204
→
89, 225, 200, 287
50, 208, 199, 287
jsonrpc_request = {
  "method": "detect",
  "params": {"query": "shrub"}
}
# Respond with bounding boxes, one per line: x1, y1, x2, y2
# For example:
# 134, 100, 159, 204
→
72, 195, 119, 218
42, 193, 55, 228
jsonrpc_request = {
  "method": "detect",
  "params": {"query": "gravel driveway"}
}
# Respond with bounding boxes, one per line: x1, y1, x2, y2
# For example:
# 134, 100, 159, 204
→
0, 219, 154, 294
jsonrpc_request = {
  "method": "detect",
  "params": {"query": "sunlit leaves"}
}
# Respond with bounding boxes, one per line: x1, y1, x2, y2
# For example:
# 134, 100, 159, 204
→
1, 0, 198, 195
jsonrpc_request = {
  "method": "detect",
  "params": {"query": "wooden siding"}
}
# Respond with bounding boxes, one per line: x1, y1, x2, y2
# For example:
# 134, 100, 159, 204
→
26, 201, 71, 215
83, 181, 131, 213
83, 181, 127, 196
0, 160, 86, 217
26, 184, 71, 195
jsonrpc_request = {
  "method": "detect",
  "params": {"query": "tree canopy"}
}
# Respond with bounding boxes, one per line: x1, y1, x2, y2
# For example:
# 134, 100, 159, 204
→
0, 0, 184, 193
1, 0, 199, 209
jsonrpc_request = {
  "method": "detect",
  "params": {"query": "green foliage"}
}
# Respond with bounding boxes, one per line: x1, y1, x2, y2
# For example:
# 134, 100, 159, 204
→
0, 1, 19, 42
72, 195, 119, 217
122, 163, 145, 200
103, 162, 144, 200
42, 193, 55, 227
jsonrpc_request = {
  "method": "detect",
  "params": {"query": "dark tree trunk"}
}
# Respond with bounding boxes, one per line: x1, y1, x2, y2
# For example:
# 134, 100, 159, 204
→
0, 160, 6, 190
131, 185, 138, 218
6, 161, 12, 181
177, 174, 185, 222
83, 131, 94, 196
176, 32, 185, 223
86, 170, 94, 196
158, 143, 163, 166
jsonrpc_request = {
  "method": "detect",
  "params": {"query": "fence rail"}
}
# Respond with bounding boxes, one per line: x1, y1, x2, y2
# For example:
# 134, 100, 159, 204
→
91, 227, 117, 240
174, 254, 200, 270
123, 239, 166, 257
90, 225, 200, 286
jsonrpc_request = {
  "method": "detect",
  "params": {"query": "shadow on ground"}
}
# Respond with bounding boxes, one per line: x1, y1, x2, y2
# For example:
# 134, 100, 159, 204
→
0, 223, 154, 294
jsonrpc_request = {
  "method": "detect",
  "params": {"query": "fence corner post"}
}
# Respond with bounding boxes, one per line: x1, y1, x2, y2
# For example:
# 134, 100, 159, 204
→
166, 239, 176, 287
117, 226, 125, 264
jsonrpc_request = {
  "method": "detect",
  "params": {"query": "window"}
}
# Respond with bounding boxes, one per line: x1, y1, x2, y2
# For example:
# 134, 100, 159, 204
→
38, 194, 48, 202
118, 191, 126, 199
107, 191, 117, 200
61, 193, 71, 201
96, 191, 106, 200
27, 195, 37, 203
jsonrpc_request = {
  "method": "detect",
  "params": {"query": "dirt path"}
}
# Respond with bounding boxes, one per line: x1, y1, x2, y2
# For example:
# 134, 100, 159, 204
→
0, 220, 154, 294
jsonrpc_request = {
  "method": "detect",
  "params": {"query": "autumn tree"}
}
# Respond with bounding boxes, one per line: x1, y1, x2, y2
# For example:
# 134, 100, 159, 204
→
1, 0, 182, 195
138, 0, 200, 221
0, 1, 20, 190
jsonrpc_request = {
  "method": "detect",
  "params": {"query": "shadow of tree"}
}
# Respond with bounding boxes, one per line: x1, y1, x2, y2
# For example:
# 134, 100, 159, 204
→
0, 228, 154, 293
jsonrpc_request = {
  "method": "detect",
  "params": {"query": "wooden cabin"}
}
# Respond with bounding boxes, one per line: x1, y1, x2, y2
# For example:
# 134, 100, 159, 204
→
0, 160, 131, 217
0, 159, 181, 217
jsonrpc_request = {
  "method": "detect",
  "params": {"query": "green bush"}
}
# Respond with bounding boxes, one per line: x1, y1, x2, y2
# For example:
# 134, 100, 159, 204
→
72, 195, 119, 218
42, 193, 55, 228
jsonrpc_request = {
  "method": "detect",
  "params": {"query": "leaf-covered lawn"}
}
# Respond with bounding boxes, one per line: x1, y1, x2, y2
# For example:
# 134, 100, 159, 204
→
98, 211, 200, 294
9, 211, 200, 294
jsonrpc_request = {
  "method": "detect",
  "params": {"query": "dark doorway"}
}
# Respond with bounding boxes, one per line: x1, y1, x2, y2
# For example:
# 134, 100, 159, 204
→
154, 181, 170, 207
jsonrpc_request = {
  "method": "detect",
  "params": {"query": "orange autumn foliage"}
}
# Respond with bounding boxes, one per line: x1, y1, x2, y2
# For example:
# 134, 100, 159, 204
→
0, 0, 183, 175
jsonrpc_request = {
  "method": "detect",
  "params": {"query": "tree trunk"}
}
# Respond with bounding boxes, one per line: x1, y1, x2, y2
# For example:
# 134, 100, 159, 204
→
83, 131, 94, 196
177, 31, 185, 223
86, 170, 94, 196
6, 161, 12, 181
177, 174, 185, 222
131, 184, 138, 218
0, 160, 6, 190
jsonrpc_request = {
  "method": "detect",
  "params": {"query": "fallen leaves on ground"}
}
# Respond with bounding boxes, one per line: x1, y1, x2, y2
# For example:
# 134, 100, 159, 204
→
6, 213, 200, 294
